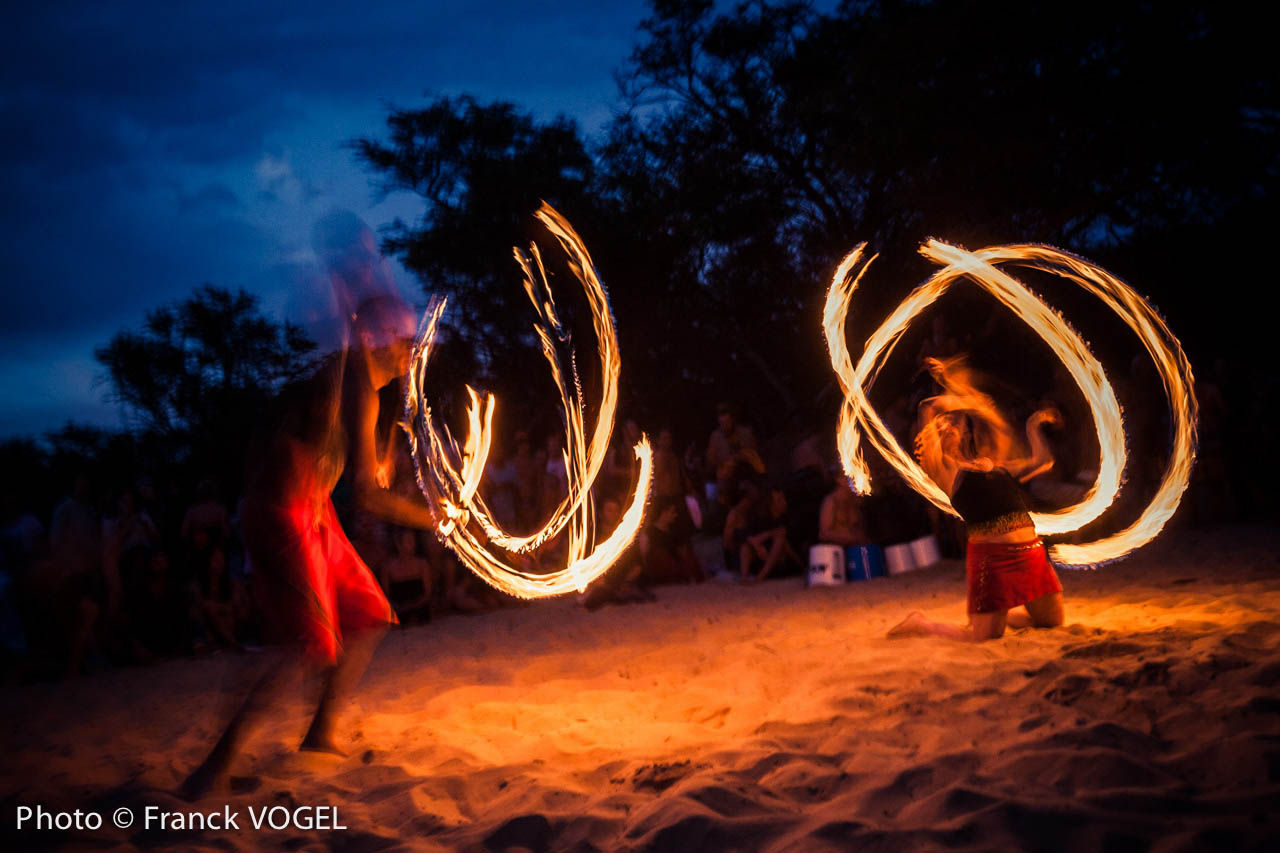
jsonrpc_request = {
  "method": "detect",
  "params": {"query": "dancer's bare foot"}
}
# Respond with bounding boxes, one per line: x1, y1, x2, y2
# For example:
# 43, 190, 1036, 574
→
179, 759, 230, 801
887, 610, 932, 638
299, 731, 346, 757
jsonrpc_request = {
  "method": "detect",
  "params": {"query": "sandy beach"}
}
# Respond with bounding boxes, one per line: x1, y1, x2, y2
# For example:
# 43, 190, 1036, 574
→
3, 521, 1279, 851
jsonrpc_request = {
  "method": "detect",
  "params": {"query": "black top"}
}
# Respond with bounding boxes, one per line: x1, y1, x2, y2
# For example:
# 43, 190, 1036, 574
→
951, 468, 1030, 527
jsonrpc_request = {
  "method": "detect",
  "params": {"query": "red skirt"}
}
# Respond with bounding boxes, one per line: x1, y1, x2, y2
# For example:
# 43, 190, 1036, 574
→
965, 539, 1062, 614
243, 496, 395, 664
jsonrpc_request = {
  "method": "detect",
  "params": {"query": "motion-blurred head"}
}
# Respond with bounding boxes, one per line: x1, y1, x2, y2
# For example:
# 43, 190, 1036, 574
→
353, 294, 417, 388
313, 211, 391, 304
935, 411, 977, 461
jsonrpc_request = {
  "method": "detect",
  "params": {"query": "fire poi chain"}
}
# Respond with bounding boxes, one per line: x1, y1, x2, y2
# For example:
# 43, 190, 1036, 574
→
823, 240, 1197, 569
402, 207, 1195, 592
402, 203, 652, 599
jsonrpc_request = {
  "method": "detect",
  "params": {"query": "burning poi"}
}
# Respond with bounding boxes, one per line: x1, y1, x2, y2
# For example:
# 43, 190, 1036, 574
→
823, 241, 1198, 568
402, 203, 652, 598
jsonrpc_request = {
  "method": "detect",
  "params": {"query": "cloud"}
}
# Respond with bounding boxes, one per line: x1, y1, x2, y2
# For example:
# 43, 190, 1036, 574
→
175, 182, 242, 214
0, 0, 650, 436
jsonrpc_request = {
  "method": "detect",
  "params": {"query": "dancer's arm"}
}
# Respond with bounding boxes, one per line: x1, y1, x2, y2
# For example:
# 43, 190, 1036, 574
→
1009, 408, 1061, 483
347, 382, 440, 530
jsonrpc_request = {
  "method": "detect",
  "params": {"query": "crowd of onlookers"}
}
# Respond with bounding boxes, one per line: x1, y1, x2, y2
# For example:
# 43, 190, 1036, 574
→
0, 475, 254, 679
0, 401, 868, 680
0, 341, 1250, 681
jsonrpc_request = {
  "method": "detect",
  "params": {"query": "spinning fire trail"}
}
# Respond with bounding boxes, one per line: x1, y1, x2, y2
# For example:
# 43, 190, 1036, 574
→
823, 241, 1197, 568
403, 203, 651, 598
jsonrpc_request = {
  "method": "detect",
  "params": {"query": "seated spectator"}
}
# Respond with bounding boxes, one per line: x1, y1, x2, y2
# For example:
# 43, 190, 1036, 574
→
640, 498, 704, 585
50, 474, 99, 579
134, 475, 168, 547
181, 478, 231, 553
381, 527, 433, 625
722, 478, 763, 575
706, 403, 765, 490
127, 549, 190, 661
652, 427, 693, 503
511, 431, 541, 532
103, 488, 160, 610
601, 419, 644, 505
40, 473, 102, 676
195, 546, 248, 650
818, 480, 871, 548
782, 430, 831, 556
651, 426, 701, 532
730, 481, 796, 582
582, 497, 653, 610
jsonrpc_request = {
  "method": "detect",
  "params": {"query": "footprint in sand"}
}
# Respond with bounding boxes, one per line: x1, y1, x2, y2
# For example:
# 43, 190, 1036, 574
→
1061, 640, 1146, 660
1044, 674, 1094, 706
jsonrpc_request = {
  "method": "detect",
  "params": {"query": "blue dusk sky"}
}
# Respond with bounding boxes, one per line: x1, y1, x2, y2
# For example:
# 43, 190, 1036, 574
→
0, 0, 653, 438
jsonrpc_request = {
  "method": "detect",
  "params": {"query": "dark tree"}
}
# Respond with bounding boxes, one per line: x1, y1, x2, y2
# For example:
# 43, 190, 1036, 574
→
353, 95, 596, 408
620, 0, 1276, 246
94, 285, 315, 479
352, 0, 1276, 483
598, 0, 836, 427
600, 0, 1277, 426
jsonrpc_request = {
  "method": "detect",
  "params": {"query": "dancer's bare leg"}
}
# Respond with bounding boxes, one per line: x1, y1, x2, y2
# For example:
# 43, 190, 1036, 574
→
301, 625, 387, 755
1024, 592, 1064, 628
887, 609, 1008, 641
180, 650, 292, 799
755, 531, 790, 581
970, 610, 1007, 641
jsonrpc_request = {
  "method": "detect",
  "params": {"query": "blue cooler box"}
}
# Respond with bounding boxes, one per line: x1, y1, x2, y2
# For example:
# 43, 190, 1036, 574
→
846, 545, 886, 581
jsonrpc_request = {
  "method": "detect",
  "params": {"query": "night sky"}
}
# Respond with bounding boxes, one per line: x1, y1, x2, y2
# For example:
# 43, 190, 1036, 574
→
1, 1, 649, 437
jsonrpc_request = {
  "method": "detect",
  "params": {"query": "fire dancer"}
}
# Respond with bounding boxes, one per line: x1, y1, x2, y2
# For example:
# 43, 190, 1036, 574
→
889, 359, 1065, 641
182, 214, 435, 797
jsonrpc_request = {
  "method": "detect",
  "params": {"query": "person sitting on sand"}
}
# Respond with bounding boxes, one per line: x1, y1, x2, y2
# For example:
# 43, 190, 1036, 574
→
729, 481, 796, 583
583, 497, 653, 610
381, 527, 433, 625
818, 479, 870, 548
195, 545, 249, 651
639, 497, 704, 585
890, 391, 1065, 641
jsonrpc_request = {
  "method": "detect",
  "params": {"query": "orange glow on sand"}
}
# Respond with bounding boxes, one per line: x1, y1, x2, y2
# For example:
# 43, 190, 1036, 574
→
403, 203, 651, 598
823, 241, 1197, 567
5, 527, 1276, 850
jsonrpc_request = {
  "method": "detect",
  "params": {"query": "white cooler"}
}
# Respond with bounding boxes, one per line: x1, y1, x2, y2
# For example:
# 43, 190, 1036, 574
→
808, 544, 846, 586
884, 542, 916, 576
909, 534, 942, 568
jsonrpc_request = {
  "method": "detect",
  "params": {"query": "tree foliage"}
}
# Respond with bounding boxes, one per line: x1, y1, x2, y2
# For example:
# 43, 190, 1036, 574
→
95, 285, 314, 436
93, 285, 315, 478
356, 0, 1275, 441
353, 96, 595, 388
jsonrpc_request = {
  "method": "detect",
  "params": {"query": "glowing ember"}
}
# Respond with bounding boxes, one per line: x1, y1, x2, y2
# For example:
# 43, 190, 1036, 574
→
402, 203, 651, 597
823, 241, 1197, 567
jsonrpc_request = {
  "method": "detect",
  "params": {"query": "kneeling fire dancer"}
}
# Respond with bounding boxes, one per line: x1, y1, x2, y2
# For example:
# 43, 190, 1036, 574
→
890, 360, 1065, 641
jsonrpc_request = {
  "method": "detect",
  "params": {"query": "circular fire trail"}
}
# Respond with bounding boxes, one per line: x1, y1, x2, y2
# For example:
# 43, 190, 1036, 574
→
402, 203, 651, 597
823, 240, 1197, 568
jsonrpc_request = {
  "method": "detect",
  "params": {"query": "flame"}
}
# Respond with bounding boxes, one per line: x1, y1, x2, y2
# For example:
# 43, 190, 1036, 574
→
402, 203, 651, 597
823, 240, 1197, 567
